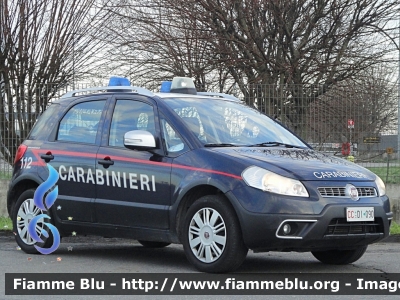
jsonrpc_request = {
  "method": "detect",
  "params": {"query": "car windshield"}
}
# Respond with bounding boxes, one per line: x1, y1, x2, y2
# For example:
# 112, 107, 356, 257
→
163, 97, 308, 148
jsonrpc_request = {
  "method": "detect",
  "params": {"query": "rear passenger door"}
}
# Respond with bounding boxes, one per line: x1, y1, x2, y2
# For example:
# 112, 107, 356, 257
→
95, 96, 172, 229
45, 99, 108, 223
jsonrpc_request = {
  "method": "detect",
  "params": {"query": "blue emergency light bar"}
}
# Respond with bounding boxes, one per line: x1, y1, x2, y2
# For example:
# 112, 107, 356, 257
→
160, 81, 172, 93
171, 77, 197, 94
159, 77, 240, 100
160, 77, 197, 95
108, 76, 130, 86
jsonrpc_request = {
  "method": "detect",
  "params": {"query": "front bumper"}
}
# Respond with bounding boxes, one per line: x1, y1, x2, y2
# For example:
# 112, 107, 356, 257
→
226, 191, 392, 252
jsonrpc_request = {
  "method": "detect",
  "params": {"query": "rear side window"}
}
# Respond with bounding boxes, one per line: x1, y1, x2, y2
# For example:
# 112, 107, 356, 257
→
29, 104, 60, 140
57, 100, 106, 144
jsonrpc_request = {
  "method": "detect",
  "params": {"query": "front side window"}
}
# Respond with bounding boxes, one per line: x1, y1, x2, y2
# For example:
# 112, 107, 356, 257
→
109, 100, 155, 147
57, 100, 106, 144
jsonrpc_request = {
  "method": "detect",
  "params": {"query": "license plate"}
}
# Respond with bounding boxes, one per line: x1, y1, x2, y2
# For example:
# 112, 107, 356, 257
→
346, 207, 374, 222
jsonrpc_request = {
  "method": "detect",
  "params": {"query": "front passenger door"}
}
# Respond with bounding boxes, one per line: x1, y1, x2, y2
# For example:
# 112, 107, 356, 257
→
95, 98, 172, 229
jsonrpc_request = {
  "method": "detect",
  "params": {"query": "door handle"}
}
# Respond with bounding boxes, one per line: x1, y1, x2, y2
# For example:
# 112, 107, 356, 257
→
40, 152, 54, 163
98, 156, 114, 168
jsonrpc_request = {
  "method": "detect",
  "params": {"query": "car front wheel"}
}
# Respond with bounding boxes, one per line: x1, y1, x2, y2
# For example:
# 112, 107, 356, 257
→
311, 245, 368, 265
182, 195, 248, 273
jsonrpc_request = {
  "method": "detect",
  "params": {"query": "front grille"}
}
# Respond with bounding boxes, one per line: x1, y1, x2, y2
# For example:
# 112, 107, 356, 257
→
357, 187, 377, 197
318, 187, 345, 197
318, 187, 377, 198
324, 218, 384, 236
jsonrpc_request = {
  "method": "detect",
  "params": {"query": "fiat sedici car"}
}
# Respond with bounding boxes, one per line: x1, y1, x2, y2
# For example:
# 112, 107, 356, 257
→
8, 77, 393, 272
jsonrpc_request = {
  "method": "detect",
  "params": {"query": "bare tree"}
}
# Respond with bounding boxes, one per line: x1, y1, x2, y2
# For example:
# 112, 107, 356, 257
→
100, 0, 238, 92
104, 0, 399, 130
0, 0, 111, 164
183, 0, 399, 129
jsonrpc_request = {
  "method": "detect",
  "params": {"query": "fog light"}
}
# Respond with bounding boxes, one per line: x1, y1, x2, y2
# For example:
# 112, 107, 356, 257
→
276, 219, 317, 239
283, 224, 291, 235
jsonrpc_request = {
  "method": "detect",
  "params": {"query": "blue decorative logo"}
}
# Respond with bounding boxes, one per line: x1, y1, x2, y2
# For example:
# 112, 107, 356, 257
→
27, 164, 60, 254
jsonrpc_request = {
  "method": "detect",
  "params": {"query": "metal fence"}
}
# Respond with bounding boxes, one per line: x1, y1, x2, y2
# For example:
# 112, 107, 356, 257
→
1, 82, 399, 183
240, 83, 400, 183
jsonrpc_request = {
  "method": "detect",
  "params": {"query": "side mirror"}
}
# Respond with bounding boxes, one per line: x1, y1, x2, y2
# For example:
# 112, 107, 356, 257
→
124, 130, 156, 150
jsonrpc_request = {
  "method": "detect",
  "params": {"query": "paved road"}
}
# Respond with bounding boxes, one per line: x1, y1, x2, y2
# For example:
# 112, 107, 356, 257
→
0, 232, 399, 299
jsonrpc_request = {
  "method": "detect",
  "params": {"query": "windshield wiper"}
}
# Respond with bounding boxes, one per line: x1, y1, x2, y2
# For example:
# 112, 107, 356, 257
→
204, 143, 241, 147
247, 142, 304, 149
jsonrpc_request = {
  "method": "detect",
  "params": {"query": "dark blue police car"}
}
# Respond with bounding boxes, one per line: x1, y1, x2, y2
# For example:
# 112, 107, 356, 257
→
7, 77, 393, 272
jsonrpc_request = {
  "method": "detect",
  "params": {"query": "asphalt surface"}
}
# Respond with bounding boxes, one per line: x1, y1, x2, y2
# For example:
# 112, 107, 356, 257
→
1, 230, 400, 299
2, 229, 399, 243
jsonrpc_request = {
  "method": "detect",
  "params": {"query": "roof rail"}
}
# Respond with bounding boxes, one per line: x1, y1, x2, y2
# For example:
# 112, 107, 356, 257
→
61, 86, 154, 98
197, 92, 240, 102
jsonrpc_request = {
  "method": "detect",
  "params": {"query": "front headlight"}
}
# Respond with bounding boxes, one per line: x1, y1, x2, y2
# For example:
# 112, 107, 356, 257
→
375, 175, 386, 196
242, 166, 309, 197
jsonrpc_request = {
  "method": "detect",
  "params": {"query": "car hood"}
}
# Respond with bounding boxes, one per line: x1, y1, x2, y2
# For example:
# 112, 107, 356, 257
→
213, 147, 376, 181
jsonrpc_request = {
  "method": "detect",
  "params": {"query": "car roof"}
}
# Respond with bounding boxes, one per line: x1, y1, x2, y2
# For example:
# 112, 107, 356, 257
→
55, 76, 242, 105
59, 86, 155, 99
155, 92, 240, 102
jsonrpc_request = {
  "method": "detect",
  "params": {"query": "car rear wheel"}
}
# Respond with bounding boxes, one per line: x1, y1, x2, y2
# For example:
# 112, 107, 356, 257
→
311, 245, 368, 265
12, 189, 53, 254
138, 240, 171, 248
182, 195, 248, 273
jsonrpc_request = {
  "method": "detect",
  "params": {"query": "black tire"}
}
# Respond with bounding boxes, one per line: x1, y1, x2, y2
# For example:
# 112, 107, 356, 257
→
182, 195, 248, 273
138, 240, 171, 248
12, 189, 53, 254
311, 245, 368, 265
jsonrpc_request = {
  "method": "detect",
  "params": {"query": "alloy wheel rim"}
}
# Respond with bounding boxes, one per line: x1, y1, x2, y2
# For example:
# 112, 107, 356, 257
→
188, 207, 227, 263
16, 198, 44, 245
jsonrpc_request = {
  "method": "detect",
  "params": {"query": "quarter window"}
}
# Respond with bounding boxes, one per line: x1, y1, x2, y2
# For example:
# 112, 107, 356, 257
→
160, 116, 187, 155
29, 104, 59, 140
